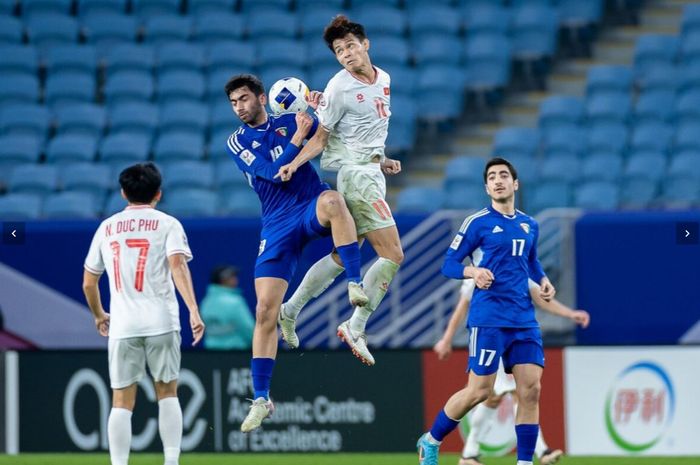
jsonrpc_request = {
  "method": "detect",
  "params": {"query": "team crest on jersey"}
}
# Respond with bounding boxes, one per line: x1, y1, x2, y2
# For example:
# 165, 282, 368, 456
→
239, 149, 256, 166
356, 93, 364, 102
520, 223, 530, 234
275, 127, 288, 137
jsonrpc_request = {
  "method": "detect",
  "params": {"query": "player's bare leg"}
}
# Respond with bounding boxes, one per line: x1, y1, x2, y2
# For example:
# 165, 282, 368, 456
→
242, 278, 288, 433
460, 392, 504, 465
339, 225, 403, 365
155, 380, 182, 465
512, 364, 543, 465
109, 384, 137, 465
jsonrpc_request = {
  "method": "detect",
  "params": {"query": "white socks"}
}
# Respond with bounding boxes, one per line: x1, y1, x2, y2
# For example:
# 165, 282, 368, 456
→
349, 258, 399, 333
159, 397, 183, 465
285, 253, 345, 319
462, 403, 498, 457
516, 462, 533, 465
535, 428, 548, 458
108, 408, 132, 465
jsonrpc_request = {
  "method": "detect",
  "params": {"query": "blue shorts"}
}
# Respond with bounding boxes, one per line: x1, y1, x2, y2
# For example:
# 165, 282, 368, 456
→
254, 196, 331, 282
467, 326, 544, 376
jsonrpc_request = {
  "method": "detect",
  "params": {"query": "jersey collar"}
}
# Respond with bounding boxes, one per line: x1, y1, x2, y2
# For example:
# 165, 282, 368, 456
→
488, 205, 517, 219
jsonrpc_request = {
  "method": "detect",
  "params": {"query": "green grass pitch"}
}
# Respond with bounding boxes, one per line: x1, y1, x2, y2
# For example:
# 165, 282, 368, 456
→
1, 454, 698, 465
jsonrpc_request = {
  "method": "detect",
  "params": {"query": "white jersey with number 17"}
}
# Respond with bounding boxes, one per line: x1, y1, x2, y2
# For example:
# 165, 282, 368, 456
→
84, 205, 192, 339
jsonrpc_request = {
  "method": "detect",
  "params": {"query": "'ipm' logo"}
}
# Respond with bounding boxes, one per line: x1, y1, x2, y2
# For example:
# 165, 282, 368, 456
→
605, 361, 675, 453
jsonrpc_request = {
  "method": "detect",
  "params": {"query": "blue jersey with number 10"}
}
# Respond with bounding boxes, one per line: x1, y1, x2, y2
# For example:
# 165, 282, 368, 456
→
442, 206, 547, 328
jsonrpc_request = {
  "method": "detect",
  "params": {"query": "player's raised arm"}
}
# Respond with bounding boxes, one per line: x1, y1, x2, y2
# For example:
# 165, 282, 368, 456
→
276, 125, 330, 181
442, 213, 494, 289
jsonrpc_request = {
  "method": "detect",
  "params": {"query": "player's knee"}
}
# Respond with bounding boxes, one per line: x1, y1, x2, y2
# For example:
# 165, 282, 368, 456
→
255, 301, 278, 327
518, 381, 541, 406
465, 385, 492, 405
319, 191, 346, 216
391, 248, 404, 265
485, 392, 503, 408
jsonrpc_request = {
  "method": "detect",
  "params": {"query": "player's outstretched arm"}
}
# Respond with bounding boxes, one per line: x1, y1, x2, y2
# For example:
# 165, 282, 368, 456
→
276, 126, 330, 181
433, 293, 470, 360
528, 286, 590, 328
82, 270, 110, 336
168, 253, 205, 345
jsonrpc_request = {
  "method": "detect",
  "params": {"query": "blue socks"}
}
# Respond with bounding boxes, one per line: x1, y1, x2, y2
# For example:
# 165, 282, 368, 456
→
429, 409, 460, 442
336, 242, 361, 283
515, 424, 539, 462
251, 358, 275, 400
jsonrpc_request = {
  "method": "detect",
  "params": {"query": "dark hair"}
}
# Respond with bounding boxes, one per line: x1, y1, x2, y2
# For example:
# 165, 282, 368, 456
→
483, 157, 518, 183
323, 15, 367, 52
210, 265, 238, 284
224, 73, 265, 98
119, 162, 162, 204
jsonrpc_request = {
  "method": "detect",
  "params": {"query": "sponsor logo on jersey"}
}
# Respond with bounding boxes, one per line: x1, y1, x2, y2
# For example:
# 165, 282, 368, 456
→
383, 87, 390, 95
252, 140, 261, 149
239, 149, 256, 166
275, 127, 288, 137
519, 223, 530, 234
492, 225, 504, 233
356, 93, 364, 102
450, 234, 463, 250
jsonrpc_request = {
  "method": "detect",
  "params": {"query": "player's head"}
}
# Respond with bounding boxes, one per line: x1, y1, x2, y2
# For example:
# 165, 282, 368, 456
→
225, 74, 267, 126
119, 162, 162, 205
323, 15, 371, 74
483, 157, 519, 202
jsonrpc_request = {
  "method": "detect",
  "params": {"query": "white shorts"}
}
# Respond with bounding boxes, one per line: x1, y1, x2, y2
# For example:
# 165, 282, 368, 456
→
493, 359, 516, 396
336, 163, 396, 236
108, 331, 181, 389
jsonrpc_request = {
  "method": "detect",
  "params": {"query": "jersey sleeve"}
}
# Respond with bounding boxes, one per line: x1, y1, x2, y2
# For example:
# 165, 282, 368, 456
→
442, 216, 482, 280
84, 224, 105, 275
527, 220, 546, 284
460, 279, 476, 299
316, 79, 345, 131
226, 132, 301, 183
165, 219, 193, 262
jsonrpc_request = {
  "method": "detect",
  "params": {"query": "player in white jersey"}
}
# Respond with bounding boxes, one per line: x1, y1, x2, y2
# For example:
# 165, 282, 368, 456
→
82, 163, 205, 465
275, 15, 403, 366
433, 279, 590, 465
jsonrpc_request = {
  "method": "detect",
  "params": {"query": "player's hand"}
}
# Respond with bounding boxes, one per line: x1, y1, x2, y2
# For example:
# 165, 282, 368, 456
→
473, 267, 494, 290
295, 111, 314, 138
95, 311, 110, 337
539, 278, 556, 302
276, 163, 298, 182
433, 338, 453, 361
571, 310, 590, 329
381, 158, 401, 175
190, 311, 205, 346
306, 91, 323, 110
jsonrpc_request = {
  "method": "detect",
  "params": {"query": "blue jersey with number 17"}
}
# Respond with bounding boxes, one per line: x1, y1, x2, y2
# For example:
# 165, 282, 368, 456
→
442, 206, 547, 328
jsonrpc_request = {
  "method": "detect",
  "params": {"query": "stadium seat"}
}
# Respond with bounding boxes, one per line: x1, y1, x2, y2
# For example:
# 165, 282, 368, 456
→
585, 93, 631, 125
630, 121, 673, 154
46, 134, 99, 164
442, 183, 489, 211
463, 34, 512, 93
259, 67, 307, 92
408, 5, 460, 40
44, 192, 99, 219
355, 5, 406, 38
144, 15, 193, 45
370, 36, 411, 66
207, 41, 255, 73
61, 163, 112, 196
104, 44, 156, 76
674, 123, 700, 153
209, 130, 234, 161
110, 102, 159, 136
681, 31, 700, 65
619, 178, 657, 209
9, 164, 58, 195
634, 90, 675, 124
301, 7, 347, 40
45, 45, 98, 75
157, 70, 206, 103
624, 151, 667, 182
524, 181, 572, 213
416, 67, 464, 121
0, 16, 22, 45
674, 89, 700, 125
539, 155, 582, 184
23, 0, 73, 17
239, 0, 291, 12
0, 134, 42, 164
413, 35, 462, 67
157, 42, 206, 72
45, 72, 96, 108
586, 66, 634, 97
443, 156, 486, 190
660, 177, 700, 208
574, 181, 620, 210
682, 4, 700, 36
492, 127, 539, 159
396, 187, 445, 213
166, 189, 218, 218
160, 101, 209, 134
193, 13, 245, 44
351, 0, 401, 8
0, 45, 40, 76
462, 4, 509, 36
0, 74, 40, 105
215, 160, 250, 194
103, 190, 127, 216
668, 151, 700, 180
104, 71, 155, 106
510, 4, 558, 60
82, 13, 138, 54
580, 152, 624, 182
542, 127, 586, 157
558, 0, 603, 26
258, 39, 308, 68
0, 0, 13, 13
207, 69, 246, 103
634, 35, 678, 75
163, 161, 214, 192
247, 11, 298, 40
0, 193, 43, 220
209, 101, 236, 136
153, 132, 205, 162
636, 63, 678, 94
99, 133, 151, 164
308, 64, 339, 93
54, 103, 106, 137
586, 123, 628, 156
380, 64, 417, 96
187, 0, 236, 16
678, 64, 700, 96
132, 0, 181, 21
219, 189, 261, 216
26, 16, 78, 49
389, 94, 418, 127
0, 104, 50, 140
385, 120, 415, 155
77, 0, 128, 17
539, 96, 584, 131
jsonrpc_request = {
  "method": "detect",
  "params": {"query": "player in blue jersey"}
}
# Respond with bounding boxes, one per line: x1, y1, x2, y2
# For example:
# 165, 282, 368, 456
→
417, 158, 556, 465
223, 74, 368, 433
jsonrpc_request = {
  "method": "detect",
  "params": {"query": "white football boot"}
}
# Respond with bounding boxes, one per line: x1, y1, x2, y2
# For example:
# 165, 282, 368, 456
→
277, 303, 299, 349
336, 319, 375, 366
240, 397, 274, 433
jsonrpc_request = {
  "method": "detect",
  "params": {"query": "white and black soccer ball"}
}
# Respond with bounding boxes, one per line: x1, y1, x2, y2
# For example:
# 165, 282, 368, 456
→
268, 77, 309, 115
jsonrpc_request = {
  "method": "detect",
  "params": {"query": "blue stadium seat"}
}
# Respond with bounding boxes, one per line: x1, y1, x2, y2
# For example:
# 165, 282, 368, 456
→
0, 134, 42, 164
385, 120, 415, 155
660, 177, 700, 208
442, 183, 488, 210
0, 193, 43, 220
207, 69, 247, 102
193, 13, 244, 44
668, 151, 700, 180
679, 64, 700, 98
104, 71, 155, 106
215, 160, 249, 193
210, 101, 235, 136
259, 67, 307, 92
0, 73, 40, 104
463, 34, 512, 92
157, 70, 205, 103
46, 134, 99, 164
624, 151, 667, 182
371, 36, 411, 66
45, 72, 96, 108
301, 7, 347, 39
586, 123, 628, 156
349, 0, 400, 9
209, 130, 233, 161
539, 96, 584, 131
297, 0, 343, 13
61, 163, 112, 196
509, 0, 553, 6
574, 181, 619, 210
104, 44, 156, 76
675, 122, 700, 154
389, 94, 417, 127
539, 155, 582, 184
77, 0, 128, 17
0, 104, 50, 140
54, 103, 106, 137
619, 178, 657, 209
637, 63, 678, 94
44, 192, 99, 219
524, 181, 572, 213
166, 189, 218, 217
0, 45, 39, 75
396, 187, 445, 213
163, 161, 214, 191
355, 5, 406, 38
581, 152, 624, 182
0, 0, 13, 13
160, 101, 209, 134
82, 13, 138, 54
308, 64, 340, 92
492, 127, 539, 159
585, 93, 631, 125
0, 16, 23, 44
247, 10, 298, 40
443, 156, 485, 190
413, 35, 462, 66
187, 0, 236, 16
380, 64, 417, 96
634, 90, 675, 124
558, 0, 603, 25
144, 15, 192, 45
542, 127, 586, 157
681, 31, 700, 65
103, 190, 127, 216
240, 0, 291, 12
157, 42, 205, 72
507, 154, 540, 184
9, 164, 58, 195
110, 102, 158, 136
462, 4, 509, 36
682, 4, 700, 36
630, 122, 673, 153
674, 89, 700, 125
100, 133, 151, 164
207, 41, 255, 73
586, 66, 634, 97
634, 35, 678, 75
153, 132, 205, 162
408, 5, 460, 40
258, 39, 308, 68
416, 66, 464, 121
132, 0, 181, 21
45, 45, 98, 75
23, 0, 72, 18
219, 189, 261, 216
510, 5, 558, 59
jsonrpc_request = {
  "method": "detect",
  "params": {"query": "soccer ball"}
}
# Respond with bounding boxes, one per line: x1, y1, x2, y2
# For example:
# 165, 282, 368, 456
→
268, 77, 309, 115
